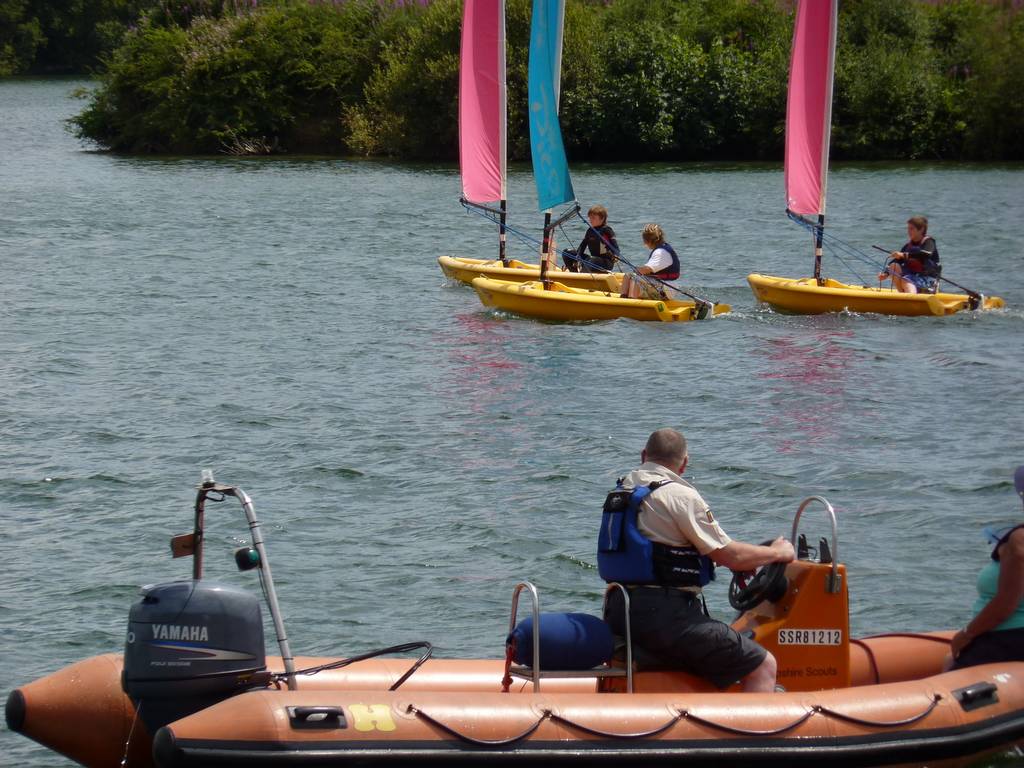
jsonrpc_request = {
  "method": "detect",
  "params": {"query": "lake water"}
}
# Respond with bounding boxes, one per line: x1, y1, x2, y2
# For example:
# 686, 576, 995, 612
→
2, 78, 1023, 767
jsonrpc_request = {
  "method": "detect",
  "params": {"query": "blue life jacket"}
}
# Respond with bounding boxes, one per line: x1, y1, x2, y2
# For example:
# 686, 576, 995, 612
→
651, 243, 680, 280
597, 480, 715, 587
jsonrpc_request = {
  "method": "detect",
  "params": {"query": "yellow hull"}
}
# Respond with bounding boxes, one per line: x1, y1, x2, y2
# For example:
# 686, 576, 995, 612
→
438, 255, 622, 292
748, 273, 1005, 317
472, 277, 730, 323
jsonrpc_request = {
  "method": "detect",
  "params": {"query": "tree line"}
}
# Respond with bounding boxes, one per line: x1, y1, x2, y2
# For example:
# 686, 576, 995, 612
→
7, 0, 1020, 160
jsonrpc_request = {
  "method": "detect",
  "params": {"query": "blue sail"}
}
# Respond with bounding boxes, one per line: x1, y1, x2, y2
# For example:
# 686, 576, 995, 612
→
528, 0, 574, 212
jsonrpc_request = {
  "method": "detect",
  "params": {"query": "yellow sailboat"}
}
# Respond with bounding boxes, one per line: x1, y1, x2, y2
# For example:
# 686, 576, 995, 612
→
441, 0, 621, 294
749, 1, 1003, 316
465, 0, 725, 324
749, 275, 1003, 317
472, 276, 729, 323
439, 255, 621, 291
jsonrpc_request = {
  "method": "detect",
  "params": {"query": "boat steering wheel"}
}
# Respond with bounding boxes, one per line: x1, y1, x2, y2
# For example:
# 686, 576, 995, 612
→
728, 540, 789, 612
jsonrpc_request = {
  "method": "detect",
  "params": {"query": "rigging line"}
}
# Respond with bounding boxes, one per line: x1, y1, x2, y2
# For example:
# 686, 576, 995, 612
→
850, 634, 953, 688
849, 638, 882, 686
554, 218, 577, 265
547, 710, 685, 739
407, 704, 550, 746
401, 697, 938, 746
573, 210, 692, 301
829, 239, 882, 273
388, 642, 434, 691
787, 213, 869, 262
679, 707, 817, 736
462, 201, 611, 274
572, 210, 638, 272
120, 700, 142, 767
813, 695, 942, 728
822, 241, 870, 285
462, 201, 548, 253
787, 212, 888, 274
574, 210, 715, 306
282, 641, 433, 679
676, 695, 939, 735
788, 218, 884, 286
860, 632, 954, 645
554, 217, 616, 275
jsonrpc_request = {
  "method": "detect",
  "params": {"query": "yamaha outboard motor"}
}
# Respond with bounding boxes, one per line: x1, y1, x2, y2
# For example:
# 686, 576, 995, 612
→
123, 579, 268, 733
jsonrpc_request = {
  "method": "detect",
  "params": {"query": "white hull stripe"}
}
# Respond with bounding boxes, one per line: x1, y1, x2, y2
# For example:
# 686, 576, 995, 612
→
150, 643, 257, 661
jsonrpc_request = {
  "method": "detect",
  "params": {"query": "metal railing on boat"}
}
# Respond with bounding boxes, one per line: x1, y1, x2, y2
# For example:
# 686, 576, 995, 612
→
792, 496, 841, 594
506, 581, 634, 693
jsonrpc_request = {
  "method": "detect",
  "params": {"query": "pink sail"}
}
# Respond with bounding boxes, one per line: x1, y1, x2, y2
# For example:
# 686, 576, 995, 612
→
784, 0, 838, 216
459, 0, 506, 203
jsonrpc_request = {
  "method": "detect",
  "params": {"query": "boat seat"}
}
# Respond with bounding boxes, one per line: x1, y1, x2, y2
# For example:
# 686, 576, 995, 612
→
505, 581, 634, 693
610, 636, 665, 671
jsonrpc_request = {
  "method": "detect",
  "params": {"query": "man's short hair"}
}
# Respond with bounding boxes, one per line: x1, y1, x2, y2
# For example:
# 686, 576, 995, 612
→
645, 428, 687, 464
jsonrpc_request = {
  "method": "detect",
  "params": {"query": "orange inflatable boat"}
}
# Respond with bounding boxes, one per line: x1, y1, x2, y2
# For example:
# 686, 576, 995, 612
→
7, 481, 1024, 767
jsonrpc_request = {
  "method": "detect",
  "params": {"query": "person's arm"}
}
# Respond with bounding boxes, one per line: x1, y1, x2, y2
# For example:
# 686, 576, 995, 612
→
602, 227, 618, 257
638, 247, 670, 275
951, 530, 1024, 657
709, 536, 795, 571
883, 243, 908, 279
577, 232, 591, 258
603, 228, 619, 254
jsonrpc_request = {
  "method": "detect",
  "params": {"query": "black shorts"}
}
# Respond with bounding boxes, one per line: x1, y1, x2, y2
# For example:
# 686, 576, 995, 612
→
952, 627, 1024, 669
605, 586, 767, 689
585, 255, 614, 273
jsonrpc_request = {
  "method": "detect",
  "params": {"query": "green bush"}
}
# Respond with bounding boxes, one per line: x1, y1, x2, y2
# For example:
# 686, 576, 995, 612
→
0, 38, 35, 77
347, 0, 790, 161
72, 0, 414, 153
67, 0, 1024, 161
0, 0, 45, 74
1, 0, 154, 74
956, 3, 1024, 160
345, 0, 462, 159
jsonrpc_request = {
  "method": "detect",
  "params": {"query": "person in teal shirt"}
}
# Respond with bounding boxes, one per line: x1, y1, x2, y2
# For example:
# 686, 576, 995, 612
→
950, 465, 1024, 669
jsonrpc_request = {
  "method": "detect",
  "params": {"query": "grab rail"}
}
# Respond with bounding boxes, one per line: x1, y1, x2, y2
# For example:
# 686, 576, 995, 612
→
791, 496, 841, 593
508, 582, 542, 692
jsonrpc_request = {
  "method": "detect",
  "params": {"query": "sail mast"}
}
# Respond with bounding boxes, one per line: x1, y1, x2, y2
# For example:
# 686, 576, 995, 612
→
784, 0, 838, 282
459, 0, 507, 262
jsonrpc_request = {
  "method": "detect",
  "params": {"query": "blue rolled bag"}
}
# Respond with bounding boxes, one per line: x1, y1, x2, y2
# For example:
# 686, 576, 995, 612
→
507, 613, 614, 669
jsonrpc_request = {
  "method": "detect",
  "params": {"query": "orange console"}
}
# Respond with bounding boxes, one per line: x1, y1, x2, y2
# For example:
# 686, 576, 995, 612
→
735, 558, 850, 691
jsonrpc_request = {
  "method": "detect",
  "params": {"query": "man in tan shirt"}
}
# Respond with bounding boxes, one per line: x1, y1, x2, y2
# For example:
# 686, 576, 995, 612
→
603, 428, 794, 692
